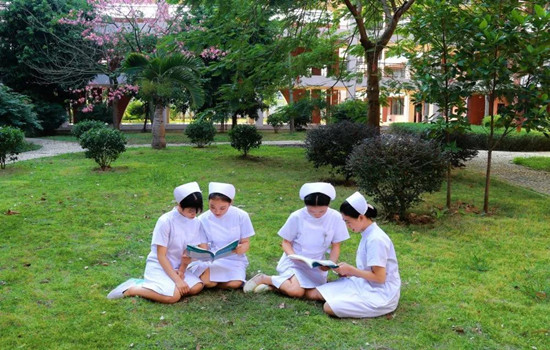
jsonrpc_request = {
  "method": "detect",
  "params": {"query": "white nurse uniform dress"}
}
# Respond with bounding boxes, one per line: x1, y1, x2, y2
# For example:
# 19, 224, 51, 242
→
141, 207, 205, 296
271, 207, 349, 289
190, 206, 255, 282
316, 222, 401, 318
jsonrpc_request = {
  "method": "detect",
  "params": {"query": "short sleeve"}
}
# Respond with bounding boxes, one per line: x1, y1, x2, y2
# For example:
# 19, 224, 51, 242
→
331, 213, 350, 243
151, 216, 170, 248
277, 213, 299, 241
239, 211, 255, 239
366, 237, 389, 268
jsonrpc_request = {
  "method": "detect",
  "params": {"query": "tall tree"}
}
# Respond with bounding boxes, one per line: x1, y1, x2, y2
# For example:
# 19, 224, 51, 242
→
461, 1, 549, 213
0, 0, 93, 133
123, 52, 204, 149
397, 0, 477, 209
178, 0, 340, 131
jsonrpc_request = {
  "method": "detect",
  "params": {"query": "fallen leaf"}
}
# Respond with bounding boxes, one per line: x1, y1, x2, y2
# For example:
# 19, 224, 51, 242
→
40, 279, 50, 284
452, 326, 465, 334
5, 210, 20, 215
535, 291, 546, 300
23, 263, 31, 267
40, 197, 46, 201
385, 313, 395, 320
278, 302, 286, 309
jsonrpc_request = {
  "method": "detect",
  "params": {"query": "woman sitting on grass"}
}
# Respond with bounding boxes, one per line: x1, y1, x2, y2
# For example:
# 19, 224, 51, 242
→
244, 182, 349, 297
107, 182, 205, 303
305, 192, 401, 318
188, 182, 255, 290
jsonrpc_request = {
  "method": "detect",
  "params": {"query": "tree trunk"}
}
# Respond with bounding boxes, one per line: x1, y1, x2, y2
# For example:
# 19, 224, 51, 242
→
483, 149, 492, 214
151, 105, 166, 149
232, 113, 238, 129
446, 163, 452, 209
112, 97, 120, 130
366, 51, 381, 134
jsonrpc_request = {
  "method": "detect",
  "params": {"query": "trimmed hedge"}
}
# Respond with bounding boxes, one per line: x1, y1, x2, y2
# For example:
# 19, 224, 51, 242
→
389, 123, 550, 151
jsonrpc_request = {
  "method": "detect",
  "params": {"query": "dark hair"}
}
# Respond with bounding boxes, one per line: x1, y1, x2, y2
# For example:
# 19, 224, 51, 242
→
339, 201, 377, 219
208, 192, 232, 203
179, 191, 203, 213
304, 192, 331, 206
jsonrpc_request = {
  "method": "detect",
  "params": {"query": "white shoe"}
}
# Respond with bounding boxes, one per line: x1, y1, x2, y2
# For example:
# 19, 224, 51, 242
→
253, 284, 271, 293
243, 273, 264, 293
107, 278, 140, 299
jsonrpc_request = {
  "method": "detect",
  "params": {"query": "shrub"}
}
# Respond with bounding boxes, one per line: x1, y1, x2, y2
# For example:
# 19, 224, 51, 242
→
72, 120, 108, 139
34, 100, 68, 135
79, 128, 127, 170
0, 126, 25, 169
185, 120, 216, 147
266, 113, 286, 133
347, 134, 447, 220
329, 99, 368, 123
0, 84, 42, 135
229, 125, 262, 157
75, 103, 113, 124
305, 121, 377, 180
389, 122, 550, 152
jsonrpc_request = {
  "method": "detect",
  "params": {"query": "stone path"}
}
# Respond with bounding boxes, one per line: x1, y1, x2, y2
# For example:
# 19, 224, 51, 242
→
12, 138, 550, 196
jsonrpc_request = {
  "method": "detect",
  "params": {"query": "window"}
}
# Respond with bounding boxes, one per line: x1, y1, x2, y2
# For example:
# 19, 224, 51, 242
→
391, 98, 404, 115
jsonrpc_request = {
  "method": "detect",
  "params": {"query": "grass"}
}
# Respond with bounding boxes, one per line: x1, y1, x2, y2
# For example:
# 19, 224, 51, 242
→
1, 145, 549, 349
41, 129, 306, 145
19, 140, 42, 152
513, 156, 550, 172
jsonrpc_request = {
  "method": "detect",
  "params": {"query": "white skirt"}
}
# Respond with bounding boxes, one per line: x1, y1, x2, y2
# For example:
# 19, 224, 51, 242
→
141, 261, 202, 297
188, 257, 248, 282
271, 255, 328, 289
316, 277, 400, 318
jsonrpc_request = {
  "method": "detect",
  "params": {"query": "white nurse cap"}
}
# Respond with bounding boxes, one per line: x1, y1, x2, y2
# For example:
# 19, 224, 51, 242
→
299, 182, 336, 200
174, 181, 201, 203
209, 182, 236, 200
346, 191, 367, 215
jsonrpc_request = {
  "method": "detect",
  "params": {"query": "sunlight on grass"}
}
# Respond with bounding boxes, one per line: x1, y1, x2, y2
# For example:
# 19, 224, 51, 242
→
1, 145, 548, 349
513, 156, 550, 172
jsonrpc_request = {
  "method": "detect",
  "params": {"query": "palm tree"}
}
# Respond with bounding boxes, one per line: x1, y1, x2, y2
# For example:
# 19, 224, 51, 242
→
123, 52, 204, 149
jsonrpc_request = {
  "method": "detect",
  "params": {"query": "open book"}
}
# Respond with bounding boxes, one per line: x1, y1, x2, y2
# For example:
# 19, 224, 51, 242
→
186, 240, 239, 261
288, 254, 338, 269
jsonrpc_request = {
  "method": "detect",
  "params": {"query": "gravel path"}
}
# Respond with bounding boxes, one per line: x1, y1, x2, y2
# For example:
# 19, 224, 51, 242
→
12, 139, 550, 195
464, 150, 550, 195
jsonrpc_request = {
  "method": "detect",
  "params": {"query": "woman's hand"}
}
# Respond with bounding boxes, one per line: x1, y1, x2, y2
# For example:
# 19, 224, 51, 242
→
175, 279, 190, 296
319, 266, 331, 272
334, 262, 355, 277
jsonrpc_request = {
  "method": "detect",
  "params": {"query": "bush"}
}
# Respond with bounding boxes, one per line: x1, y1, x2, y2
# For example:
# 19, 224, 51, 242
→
0, 84, 42, 135
185, 120, 216, 147
79, 128, 127, 170
0, 126, 25, 169
329, 99, 368, 123
228, 125, 262, 157
266, 113, 286, 133
75, 103, 113, 124
72, 120, 108, 139
389, 122, 550, 152
34, 100, 68, 135
305, 121, 377, 180
347, 134, 447, 220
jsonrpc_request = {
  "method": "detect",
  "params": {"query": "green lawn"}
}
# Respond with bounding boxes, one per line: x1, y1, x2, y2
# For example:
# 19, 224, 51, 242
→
1, 145, 549, 349
513, 156, 550, 172
41, 129, 306, 145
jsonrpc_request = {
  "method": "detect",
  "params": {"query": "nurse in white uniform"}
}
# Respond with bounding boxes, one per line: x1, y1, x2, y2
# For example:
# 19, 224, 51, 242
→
244, 182, 349, 298
107, 182, 206, 303
189, 182, 255, 289
306, 192, 401, 318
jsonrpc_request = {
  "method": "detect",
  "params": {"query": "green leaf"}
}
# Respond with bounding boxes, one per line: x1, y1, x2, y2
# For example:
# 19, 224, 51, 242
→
479, 19, 488, 30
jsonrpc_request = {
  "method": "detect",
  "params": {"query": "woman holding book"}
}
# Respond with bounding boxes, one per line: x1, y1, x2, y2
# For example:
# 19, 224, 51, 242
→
188, 182, 255, 289
244, 182, 349, 298
305, 192, 401, 318
107, 182, 205, 303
